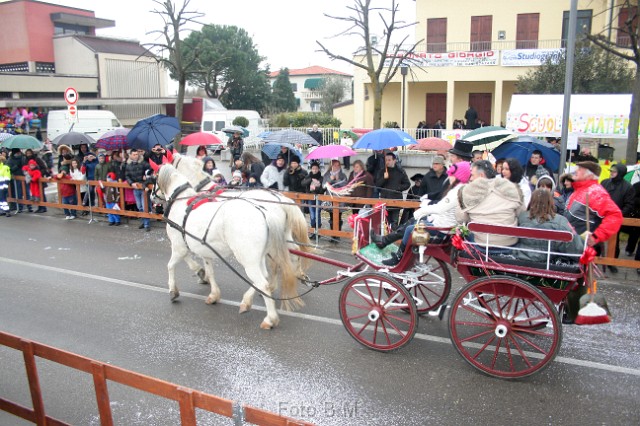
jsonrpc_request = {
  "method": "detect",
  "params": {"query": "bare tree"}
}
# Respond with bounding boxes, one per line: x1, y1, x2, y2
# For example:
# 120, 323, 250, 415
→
145, 0, 204, 145
587, 0, 639, 164
316, 0, 423, 129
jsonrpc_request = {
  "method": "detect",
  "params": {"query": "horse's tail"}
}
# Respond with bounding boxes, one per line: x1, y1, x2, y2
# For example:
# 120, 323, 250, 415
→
282, 202, 312, 271
265, 210, 305, 311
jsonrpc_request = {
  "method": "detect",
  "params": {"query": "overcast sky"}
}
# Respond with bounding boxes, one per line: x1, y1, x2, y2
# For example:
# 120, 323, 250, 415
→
41, 0, 416, 82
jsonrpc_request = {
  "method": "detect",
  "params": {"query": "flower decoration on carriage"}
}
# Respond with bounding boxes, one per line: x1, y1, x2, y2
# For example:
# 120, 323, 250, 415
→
450, 224, 470, 251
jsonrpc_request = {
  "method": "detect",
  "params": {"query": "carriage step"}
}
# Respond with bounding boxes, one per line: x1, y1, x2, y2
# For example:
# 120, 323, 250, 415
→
428, 304, 448, 320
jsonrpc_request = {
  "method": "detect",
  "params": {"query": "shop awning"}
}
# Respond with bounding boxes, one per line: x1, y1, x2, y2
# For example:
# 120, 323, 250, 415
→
304, 78, 324, 89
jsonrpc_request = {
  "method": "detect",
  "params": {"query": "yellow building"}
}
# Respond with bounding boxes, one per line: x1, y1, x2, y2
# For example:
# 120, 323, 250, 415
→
349, 0, 631, 131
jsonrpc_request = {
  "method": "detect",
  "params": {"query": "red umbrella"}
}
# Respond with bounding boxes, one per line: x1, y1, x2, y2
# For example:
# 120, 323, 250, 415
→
409, 137, 452, 151
180, 132, 223, 146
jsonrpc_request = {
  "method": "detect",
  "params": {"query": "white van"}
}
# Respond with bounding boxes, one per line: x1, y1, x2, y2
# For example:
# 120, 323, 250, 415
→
46, 109, 123, 140
201, 110, 263, 142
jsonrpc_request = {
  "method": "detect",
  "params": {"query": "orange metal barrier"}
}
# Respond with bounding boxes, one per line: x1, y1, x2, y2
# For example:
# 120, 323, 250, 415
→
8, 176, 640, 270
0, 330, 314, 426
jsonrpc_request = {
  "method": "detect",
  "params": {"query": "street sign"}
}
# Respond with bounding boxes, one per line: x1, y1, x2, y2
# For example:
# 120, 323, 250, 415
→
64, 87, 79, 105
67, 105, 78, 124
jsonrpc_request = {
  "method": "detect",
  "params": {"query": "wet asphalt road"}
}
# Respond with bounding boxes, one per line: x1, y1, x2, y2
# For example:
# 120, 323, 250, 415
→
1, 212, 639, 426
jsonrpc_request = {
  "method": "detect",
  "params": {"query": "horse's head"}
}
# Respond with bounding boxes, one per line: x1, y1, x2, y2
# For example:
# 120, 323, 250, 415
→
172, 153, 213, 192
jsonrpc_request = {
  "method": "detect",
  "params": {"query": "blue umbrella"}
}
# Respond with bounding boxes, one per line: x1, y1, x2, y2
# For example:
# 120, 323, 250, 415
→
352, 128, 416, 150
221, 126, 250, 138
262, 142, 303, 161
490, 137, 560, 172
127, 114, 181, 151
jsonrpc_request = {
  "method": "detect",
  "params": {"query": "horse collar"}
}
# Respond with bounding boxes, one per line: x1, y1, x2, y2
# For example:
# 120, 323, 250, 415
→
169, 183, 192, 200
195, 176, 213, 192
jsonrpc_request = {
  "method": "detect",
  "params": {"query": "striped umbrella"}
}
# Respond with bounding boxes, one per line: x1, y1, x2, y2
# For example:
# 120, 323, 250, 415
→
96, 128, 131, 150
462, 126, 516, 146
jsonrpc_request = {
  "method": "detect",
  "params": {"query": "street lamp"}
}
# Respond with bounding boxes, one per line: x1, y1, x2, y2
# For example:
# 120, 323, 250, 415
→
400, 66, 408, 130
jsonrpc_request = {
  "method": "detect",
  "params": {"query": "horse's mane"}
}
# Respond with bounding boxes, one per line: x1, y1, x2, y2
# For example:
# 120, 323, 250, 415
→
175, 154, 208, 180
157, 163, 178, 191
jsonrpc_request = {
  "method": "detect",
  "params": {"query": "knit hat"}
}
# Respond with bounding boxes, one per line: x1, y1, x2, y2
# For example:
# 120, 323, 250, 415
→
576, 161, 601, 177
28, 159, 38, 167
290, 155, 301, 164
212, 169, 223, 177
232, 170, 242, 179
107, 172, 117, 181
447, 160, 471, 183
432, 155, 445, 165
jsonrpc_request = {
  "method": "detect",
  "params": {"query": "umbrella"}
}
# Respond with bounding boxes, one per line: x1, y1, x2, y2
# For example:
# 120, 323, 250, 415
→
463, 126, 516, 146
257, 130, 272, 139
221, 126, 250, 137
261, 142, 303, 161
96, 128, 131, 151
52, 132, 97, 147
180, 132, 223, 146
624, 164, 640, 185
408, 137, 452, 151
127, 114, 181, 151
352, 128, 416, 150
306, 144, 357, 160
1, 134, 43, 150
262, 129, 319, 146
0, 132, 16, 142
339, 129, 359, 141
490, 137, 561, 172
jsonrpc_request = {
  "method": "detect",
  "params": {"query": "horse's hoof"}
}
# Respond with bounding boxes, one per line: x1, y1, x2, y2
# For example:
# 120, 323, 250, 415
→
170, 290, 179, 301
205, 295, 217, 305
260, 321, 273, 330
239, 303, 250, 314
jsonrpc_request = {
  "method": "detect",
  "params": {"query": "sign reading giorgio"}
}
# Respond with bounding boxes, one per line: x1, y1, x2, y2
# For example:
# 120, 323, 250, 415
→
385, 50, 498, 67
501, 48, 564, 66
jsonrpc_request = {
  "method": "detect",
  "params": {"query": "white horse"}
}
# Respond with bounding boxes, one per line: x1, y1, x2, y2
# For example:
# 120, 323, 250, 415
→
155, 164, 303, 329
169, 153, 312, 312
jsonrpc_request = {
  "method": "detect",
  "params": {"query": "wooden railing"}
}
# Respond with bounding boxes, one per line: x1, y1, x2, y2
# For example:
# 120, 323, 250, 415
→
8, 176, 640, 271
0, 330, 314, 426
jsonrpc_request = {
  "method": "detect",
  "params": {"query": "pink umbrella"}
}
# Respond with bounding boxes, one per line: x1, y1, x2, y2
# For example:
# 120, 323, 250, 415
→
409, 137, 452, 151
306, 144, 357, 160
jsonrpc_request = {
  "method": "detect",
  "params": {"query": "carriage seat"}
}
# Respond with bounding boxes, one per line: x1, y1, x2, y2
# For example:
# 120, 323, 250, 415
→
457, 222, 583, 275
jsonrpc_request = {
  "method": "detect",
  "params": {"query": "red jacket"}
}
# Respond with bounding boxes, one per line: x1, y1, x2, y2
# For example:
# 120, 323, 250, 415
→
56, 173, 77, 198
23, 166, 42, 198
565, 179, 622, 244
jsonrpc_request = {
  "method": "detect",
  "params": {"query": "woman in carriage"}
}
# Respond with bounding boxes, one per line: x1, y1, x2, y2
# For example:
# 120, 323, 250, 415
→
371, 161, 472, 266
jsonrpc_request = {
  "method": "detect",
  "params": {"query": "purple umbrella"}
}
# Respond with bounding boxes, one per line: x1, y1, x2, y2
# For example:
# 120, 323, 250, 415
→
96, 128, 131, 150
306, 144, 357, 160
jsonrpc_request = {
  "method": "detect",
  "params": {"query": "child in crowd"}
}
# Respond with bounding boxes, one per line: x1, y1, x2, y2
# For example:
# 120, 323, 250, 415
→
229, 170, 243, 187
246, 173, 262, 187
105, 172, 121, 226
23, 159, 45, 213
212, 169, 227, 186
202, 156, 216, 175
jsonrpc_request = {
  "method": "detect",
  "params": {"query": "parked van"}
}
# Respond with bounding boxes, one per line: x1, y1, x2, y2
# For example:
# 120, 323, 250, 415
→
46, 109, 123, 140
201, 110, 263, 142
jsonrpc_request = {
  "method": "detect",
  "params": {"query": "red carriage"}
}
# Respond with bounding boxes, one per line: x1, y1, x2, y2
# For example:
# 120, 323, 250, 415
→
292, 205, 586, 379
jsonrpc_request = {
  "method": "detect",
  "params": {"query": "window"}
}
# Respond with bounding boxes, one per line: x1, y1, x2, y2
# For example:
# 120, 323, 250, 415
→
54, 23, 89, 35
290, 83, 298, 92
202, 121, 213, 132
516, 13, 539, 49
470, 15, 492, 51
562, 9, 592, 47
427, 18, 447, 53
617, 6, 638, 47
310, 101, 321, 112
214, 121, 225, 131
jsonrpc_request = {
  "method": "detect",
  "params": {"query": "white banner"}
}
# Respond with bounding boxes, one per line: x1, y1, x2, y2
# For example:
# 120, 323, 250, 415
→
501, 48, 564, 66
386, 50, 498, 67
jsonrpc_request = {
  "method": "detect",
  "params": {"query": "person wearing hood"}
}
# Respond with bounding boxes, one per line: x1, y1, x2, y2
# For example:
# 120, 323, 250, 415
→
57, 144, 74, 171
202, 156, 216, 175
456, 160, 525, 250
260, 154, 287, 190
536, 174, 566, 215
601, 163, 636, 270
557, 173, 574, 205
302, 161, 325, 236
23, 159, 45, 213
81, 151, 98, 212
6, 148, 31, 213
283, 155, 307, 193
245, 172, 262, 188
76, 143, 90, 164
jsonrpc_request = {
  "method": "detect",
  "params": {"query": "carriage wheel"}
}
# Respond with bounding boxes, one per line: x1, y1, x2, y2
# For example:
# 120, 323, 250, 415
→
339, 273, 418, 352
448, 276, 562, 379
392, 256, 452, 315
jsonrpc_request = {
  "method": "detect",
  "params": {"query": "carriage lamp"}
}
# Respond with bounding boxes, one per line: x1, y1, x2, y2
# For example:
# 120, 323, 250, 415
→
412, 222, 431, 264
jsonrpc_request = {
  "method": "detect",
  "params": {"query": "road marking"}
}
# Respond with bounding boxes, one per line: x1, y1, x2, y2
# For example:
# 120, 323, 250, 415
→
2, 256, 639, 378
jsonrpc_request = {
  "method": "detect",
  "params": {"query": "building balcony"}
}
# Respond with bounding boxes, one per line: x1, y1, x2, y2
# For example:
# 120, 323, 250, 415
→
414, 39, 563, 53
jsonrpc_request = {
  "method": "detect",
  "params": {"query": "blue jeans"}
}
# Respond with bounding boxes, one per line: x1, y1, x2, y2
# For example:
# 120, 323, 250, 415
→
133, 189, 150, 228
62, 194, 77, 217
306, 199, 321, 229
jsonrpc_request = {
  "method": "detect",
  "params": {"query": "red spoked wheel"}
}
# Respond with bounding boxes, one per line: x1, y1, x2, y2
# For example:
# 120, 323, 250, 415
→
448, 276, 562, 379
395, 255, 451, 315
339, 273, 418, 352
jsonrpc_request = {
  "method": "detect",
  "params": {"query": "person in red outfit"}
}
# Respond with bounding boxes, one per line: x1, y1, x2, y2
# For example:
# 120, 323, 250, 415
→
564, 161, 623, 250
23, 159, 45, 213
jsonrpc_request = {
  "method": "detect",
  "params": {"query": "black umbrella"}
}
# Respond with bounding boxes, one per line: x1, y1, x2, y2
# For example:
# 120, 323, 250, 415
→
52, 132, 97, 146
